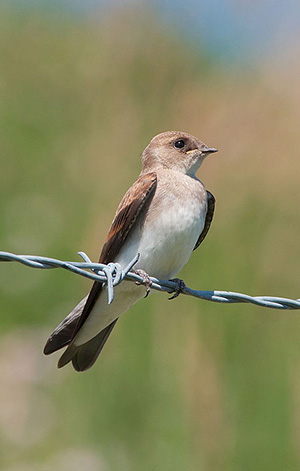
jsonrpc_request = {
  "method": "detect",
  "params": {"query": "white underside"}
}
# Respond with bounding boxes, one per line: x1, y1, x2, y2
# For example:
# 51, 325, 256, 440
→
74, 173, 207, 345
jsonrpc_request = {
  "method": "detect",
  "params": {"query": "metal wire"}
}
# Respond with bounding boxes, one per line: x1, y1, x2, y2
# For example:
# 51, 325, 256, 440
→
1, 251, 300, 310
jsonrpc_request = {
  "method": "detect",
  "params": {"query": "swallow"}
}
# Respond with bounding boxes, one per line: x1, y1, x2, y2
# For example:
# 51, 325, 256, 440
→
44, 131, 217, 371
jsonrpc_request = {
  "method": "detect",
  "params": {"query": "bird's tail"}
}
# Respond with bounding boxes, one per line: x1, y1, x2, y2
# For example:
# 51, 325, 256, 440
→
43, 296, 88, 355
57, 320, 118, 371
44, 295, 118, 371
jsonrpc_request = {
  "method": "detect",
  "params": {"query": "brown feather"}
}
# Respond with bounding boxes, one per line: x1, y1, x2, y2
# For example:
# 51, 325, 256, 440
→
194, 190, 215, 251
44, 173, 157, 361
69, 172, 157, 339
100, 172, 157, 264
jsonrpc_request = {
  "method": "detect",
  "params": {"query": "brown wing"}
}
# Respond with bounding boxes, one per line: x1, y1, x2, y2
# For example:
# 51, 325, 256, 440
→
99, 172, 157, 264
44, 172, 157, 361
194, 190, 215, 251
70, 172, 158, 337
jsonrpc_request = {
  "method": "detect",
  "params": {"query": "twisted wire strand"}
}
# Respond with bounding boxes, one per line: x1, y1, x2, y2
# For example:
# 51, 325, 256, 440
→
0, 251, 300, 310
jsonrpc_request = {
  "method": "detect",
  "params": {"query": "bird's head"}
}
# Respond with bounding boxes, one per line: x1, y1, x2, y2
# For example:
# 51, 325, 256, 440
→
142, 131, 217, 176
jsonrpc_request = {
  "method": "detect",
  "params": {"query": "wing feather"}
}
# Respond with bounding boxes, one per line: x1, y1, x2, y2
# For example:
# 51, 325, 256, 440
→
194, 190, 215, 251
99, 172, 157, 264
44, 173, 157, 360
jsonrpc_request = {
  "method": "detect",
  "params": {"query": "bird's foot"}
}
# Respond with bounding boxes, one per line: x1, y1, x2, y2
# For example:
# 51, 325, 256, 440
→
134, 269, 153, 298
168, 278, 186, 300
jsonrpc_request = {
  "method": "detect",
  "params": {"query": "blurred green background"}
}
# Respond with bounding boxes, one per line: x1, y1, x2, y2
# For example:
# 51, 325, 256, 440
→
1, 2, 300, 470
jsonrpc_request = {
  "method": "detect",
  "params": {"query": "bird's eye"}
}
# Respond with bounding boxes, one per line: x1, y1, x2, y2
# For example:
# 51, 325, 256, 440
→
174, 139, 185, 149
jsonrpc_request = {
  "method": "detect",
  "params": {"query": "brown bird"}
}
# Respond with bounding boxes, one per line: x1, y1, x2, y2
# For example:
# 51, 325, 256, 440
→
44, 131, 217, 371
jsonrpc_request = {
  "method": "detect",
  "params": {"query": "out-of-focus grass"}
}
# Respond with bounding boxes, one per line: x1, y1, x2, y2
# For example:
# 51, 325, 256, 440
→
1, 5, 300, 471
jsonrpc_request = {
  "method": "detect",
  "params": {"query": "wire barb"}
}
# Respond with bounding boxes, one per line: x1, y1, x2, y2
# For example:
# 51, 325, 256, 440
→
0, 250, 300, 310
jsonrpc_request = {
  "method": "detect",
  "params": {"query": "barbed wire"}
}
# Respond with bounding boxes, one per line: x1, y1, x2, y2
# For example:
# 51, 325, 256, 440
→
0, 250, 300, 310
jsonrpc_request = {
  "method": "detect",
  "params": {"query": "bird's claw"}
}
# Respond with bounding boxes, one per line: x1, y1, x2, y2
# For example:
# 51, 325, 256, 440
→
134, 269, 153, 298
168, 278, 186, 300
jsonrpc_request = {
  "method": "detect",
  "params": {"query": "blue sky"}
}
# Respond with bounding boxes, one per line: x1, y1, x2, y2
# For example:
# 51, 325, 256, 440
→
5, 0, 300, 65
154, 0, 300, 64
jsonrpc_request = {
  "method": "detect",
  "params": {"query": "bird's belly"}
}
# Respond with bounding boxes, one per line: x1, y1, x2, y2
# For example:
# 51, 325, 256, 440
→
75, 188, 206, 345
118, 200, 206, 280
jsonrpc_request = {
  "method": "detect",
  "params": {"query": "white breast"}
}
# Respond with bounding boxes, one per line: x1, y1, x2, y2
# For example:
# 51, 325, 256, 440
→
117, 172, 207, 280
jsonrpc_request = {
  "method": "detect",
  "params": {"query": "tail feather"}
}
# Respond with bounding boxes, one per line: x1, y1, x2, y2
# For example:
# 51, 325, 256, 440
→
44, 296, 88, 355
58, 319, 118, 371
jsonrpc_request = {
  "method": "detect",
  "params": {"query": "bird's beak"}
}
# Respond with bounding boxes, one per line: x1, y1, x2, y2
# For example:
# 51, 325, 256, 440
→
201, 147, 218, 154
186, 147, 218, 155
